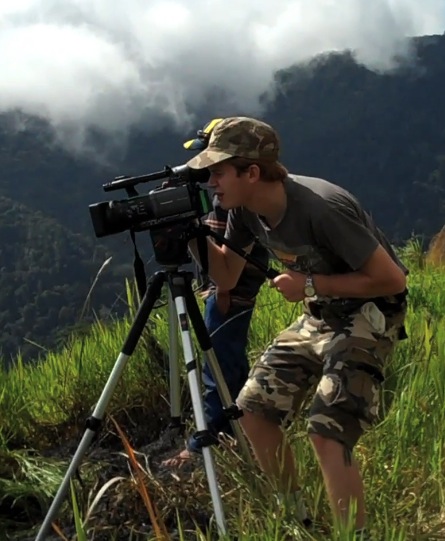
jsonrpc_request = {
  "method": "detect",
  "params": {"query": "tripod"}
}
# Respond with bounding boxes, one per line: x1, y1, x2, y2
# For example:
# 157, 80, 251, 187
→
35, 264, 253, 540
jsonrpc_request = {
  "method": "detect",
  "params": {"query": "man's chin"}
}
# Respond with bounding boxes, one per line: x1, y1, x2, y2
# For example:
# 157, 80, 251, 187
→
217, 197, 233, 210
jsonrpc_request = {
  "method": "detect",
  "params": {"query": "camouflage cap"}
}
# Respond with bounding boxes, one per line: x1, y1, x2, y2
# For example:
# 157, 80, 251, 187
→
186, 116, 280, 169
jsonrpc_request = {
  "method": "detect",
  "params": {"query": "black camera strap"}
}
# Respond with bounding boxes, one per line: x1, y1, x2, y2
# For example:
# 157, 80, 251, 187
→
130, 230, 147, 299
196, 226, 210, 276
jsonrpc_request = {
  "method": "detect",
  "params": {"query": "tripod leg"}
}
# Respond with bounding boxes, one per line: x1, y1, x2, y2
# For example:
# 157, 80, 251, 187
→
183, 282, 253, 465
168, 274, 227, 537
167, 291, 181, 426
35, 271, 166, 541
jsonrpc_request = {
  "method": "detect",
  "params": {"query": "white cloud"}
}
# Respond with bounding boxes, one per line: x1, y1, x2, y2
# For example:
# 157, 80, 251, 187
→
0, 0, 444, 151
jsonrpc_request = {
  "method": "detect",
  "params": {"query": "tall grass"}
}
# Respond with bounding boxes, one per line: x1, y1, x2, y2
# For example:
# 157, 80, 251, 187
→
1, 251, 445, 540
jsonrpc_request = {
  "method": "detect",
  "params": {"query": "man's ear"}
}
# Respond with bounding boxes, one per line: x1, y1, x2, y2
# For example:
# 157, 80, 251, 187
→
247, 164, 261, 183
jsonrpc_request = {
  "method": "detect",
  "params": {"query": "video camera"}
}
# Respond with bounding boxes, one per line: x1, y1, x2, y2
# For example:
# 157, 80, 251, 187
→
89, 164, 211, 238
88, 164, 212, 267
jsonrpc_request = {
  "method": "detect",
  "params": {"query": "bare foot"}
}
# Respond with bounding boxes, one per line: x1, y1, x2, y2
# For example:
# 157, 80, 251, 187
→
161, 448, 195, 468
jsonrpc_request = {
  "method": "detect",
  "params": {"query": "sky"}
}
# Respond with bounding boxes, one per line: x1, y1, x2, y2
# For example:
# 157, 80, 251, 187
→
0, 0, 444, 153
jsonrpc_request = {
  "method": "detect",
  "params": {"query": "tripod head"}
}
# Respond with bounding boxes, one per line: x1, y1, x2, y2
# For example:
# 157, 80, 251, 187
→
149, 219, 207, 268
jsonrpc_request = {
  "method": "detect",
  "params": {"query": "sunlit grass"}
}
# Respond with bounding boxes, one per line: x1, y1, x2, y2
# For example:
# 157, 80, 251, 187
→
1, 241, 445, 540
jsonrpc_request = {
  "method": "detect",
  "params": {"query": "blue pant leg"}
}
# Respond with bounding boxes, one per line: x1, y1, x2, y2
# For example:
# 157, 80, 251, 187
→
188, 294, 253, 452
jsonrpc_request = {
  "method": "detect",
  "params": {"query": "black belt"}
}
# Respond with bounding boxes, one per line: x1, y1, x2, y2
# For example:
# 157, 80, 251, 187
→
307, 289, 408, 339
373, 289, 408, 312
309, 289, 407, 316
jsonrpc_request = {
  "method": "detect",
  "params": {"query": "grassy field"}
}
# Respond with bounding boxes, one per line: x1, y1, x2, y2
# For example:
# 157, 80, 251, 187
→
1, 245, 444, 540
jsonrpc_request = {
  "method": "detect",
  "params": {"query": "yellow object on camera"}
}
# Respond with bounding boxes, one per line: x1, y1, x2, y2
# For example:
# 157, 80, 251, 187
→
183, 118, 224, 151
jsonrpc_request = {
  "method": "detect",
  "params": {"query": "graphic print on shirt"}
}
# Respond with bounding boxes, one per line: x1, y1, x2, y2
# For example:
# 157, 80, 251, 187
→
269, 245, 337, 275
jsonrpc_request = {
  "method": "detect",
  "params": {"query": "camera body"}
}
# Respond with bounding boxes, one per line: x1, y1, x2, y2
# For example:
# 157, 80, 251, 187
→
88, 164, 212, 266
89, 164, 211, 238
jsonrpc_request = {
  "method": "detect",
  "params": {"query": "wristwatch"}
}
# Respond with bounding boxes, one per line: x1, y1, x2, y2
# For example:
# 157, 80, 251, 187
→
304, 274, 316, 297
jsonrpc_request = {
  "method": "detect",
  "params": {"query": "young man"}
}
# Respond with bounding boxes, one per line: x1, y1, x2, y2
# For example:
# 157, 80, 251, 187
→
186, 116, 408, 538
163, 120, 269, 466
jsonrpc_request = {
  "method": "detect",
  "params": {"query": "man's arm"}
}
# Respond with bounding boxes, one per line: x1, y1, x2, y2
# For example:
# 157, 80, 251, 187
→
272, 244, 406, 302
191, 206, 256, 290
313, 244, 406, 297
314, 200, 407, 297
189, 237, 253, 291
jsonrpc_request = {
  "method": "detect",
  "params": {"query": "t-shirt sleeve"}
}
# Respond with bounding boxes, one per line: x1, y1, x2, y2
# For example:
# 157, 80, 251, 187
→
225, 207, 256, 249
316, 202, 379, 271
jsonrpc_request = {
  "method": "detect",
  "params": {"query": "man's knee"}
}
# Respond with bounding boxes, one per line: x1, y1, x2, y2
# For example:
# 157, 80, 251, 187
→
308, 433, 354, 466
237, 405, 283, 437
306, 405, 362, 456
238, 407, 256, 427
309, 433, 342, 455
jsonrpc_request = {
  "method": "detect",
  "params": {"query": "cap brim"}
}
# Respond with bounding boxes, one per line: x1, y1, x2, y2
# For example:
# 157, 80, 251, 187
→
186, 149, 234, 169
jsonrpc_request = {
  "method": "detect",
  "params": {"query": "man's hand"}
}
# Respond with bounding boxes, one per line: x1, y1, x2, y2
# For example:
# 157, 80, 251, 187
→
271, 271, 306, 302
215, 289, 231, 315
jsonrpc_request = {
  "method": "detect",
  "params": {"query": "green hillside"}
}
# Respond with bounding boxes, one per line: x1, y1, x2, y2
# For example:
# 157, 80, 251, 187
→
0, 196, 127, 365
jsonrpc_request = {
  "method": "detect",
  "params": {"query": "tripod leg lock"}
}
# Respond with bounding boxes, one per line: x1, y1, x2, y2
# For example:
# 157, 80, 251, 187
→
85, 416, 102, 432
223, 404, 244, 421
193, 429, 216, 448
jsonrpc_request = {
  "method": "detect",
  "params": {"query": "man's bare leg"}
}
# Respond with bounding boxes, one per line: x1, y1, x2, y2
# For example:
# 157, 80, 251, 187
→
239, 410, 300, 493
239, 410, 365, 531
239, 409, 312, 527
309, 434, 365, 530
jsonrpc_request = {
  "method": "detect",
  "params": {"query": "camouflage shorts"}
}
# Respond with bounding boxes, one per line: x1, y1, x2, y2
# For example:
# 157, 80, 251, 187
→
237, 301, 406, 450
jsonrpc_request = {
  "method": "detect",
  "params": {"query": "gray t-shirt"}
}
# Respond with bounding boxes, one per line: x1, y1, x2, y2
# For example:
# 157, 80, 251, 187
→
225, 174, 408, 303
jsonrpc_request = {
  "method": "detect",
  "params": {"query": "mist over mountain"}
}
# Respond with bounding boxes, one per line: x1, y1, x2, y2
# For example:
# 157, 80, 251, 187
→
1, 0, 444, 154
2, 33, 444, 237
